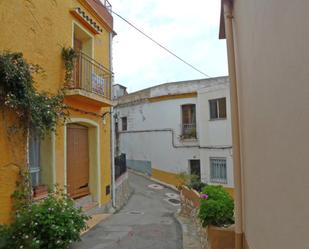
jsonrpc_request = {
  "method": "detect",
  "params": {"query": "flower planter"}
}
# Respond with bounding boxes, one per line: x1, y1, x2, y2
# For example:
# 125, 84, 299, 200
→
33, 185, 48, 200
180, 185, 236, 249
207, 225, 235, 249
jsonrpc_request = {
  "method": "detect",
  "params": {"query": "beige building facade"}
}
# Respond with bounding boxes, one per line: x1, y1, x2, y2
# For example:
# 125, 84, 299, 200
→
220, 0, 309, 249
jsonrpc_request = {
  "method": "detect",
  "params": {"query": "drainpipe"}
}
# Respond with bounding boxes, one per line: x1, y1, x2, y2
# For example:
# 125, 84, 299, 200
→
109, 31, 116, 208
223, 1, 243, 249
111, 108, 116, 208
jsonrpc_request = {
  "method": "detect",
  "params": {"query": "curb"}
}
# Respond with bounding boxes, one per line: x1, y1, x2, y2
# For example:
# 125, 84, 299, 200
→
114, 186, 135, 214
175, 211, 202, 249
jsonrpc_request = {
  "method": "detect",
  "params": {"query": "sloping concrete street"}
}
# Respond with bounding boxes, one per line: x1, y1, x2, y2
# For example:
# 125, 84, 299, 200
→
72, 172, 183, 249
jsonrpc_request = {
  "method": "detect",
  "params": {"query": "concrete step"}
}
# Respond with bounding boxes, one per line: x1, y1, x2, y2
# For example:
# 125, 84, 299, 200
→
74, 195, 98, 214
82, 202, 98, 213
75, 195, 93, 208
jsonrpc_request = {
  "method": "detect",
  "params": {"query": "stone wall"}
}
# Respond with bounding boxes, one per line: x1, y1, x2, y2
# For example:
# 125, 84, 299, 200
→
180, 186, 235, 249
115, 172, 132, 210
180, 186, 208, 249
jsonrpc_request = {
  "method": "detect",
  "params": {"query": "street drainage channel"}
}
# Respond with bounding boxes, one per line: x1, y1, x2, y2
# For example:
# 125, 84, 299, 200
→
164, 198, 181, 206
147, 184, 164, 190
164, 192, 180, 206
127, 210, 144, 215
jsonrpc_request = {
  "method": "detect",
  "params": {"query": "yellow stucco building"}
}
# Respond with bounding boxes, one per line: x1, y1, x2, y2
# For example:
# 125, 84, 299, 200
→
0, 0, 115, 224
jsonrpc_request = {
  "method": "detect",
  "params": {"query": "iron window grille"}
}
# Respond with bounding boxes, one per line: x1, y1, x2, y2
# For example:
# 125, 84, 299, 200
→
210, 158, 227, 184
181, 104, 197, 138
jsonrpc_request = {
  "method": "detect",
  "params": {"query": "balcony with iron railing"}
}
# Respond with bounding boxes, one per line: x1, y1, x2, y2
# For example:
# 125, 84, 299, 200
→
65, 51, 113, 107
181, 123, 197, 139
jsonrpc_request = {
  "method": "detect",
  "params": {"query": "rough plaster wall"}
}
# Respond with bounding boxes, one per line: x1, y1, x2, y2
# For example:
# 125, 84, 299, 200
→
116, 86, 233, 183
0, 0, 113, 220
233, 0, 309, 248
116, 98, 200, 174
199, 149, 234, 188
197, 85, 233, 188
0, 111, 26, 224
150, 77, 229, 98
0, 0, 110, 93
117, 98, 198, 137
117, 77, 229, 106
197, 85, 232, 147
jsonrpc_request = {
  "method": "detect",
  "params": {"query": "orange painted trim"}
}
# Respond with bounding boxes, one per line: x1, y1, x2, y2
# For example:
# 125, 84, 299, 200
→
64, 89, 114, 108
224, 187, 235, 199
148, 92, 197, 103
70, 10, 100, 35
151, 168, 182, 187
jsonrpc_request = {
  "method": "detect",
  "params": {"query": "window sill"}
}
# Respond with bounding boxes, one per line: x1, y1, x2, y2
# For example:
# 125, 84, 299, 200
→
210, 180, 228, 185
33, 185, 48, 201
209, 118, 227, 121
180, 137, 198, 142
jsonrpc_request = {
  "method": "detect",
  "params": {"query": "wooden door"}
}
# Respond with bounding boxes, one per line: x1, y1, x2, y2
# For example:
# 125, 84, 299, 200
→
67, 124, 90, 198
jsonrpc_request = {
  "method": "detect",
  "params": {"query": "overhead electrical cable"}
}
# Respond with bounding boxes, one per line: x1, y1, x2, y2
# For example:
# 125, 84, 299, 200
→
111, 10, 211, 78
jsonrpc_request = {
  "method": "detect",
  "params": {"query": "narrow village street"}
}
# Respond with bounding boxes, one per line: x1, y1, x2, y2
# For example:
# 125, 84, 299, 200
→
73, 172, 183, 249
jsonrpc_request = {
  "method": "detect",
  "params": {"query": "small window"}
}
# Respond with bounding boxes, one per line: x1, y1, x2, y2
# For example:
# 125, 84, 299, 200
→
209, 98, 226, 119
210, 158, 227, 184
181, 104, 196, 138
29, 130, 40, 187
189, 160, 201, 179
121, 117, 127, 131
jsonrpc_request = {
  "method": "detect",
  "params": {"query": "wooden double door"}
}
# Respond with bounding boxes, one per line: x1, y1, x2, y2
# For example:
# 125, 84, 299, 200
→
67, 124, 90, 199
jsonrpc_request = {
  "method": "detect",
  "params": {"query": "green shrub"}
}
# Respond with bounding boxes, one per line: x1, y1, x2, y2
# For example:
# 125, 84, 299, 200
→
176, 172, 191, 189
0, 189, 89, 249
176, 172, 207, 192
198, 185, 234, 227
0, 51, 68, 137
187, 174, 207, 192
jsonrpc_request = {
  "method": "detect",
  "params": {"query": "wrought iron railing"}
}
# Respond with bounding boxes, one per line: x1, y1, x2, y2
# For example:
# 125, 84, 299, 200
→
115, 153, 127, 180
182, 123, 197, 139
68, 52, 112, 99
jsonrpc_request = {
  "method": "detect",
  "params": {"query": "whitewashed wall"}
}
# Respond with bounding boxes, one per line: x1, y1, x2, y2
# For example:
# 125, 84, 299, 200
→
197, 85, 234, 188
116, 98, 200, 175
115, 77, 233, 188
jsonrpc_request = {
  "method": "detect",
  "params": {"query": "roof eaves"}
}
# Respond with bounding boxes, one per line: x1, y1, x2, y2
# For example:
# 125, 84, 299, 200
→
219, 0, 234, 40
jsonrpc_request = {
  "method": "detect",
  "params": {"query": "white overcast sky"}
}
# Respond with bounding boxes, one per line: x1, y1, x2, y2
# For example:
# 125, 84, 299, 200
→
111, 0, 228, 93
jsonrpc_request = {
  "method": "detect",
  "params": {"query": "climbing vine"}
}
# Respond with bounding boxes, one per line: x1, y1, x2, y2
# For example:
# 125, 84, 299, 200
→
61, 47, 77, 85
11, 168, 33, 211
0, 51, 68, 137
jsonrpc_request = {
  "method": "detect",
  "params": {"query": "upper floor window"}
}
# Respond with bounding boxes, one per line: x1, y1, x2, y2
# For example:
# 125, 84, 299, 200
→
122, 117, 127, 131
209, 97, 227, 120
29, 130, 40, 187
210, 158, 227, 184
181, 104, 196, 139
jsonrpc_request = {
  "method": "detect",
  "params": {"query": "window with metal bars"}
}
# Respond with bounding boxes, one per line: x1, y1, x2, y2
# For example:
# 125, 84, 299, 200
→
181, 104, 197, 138
210, 158, 227, 184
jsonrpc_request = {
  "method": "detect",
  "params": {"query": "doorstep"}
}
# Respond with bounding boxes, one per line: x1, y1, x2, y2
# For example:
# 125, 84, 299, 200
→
75, 195, 114, 235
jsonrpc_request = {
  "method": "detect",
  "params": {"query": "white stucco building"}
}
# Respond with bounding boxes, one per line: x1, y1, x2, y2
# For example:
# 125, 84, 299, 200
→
113, 77, 234, 193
